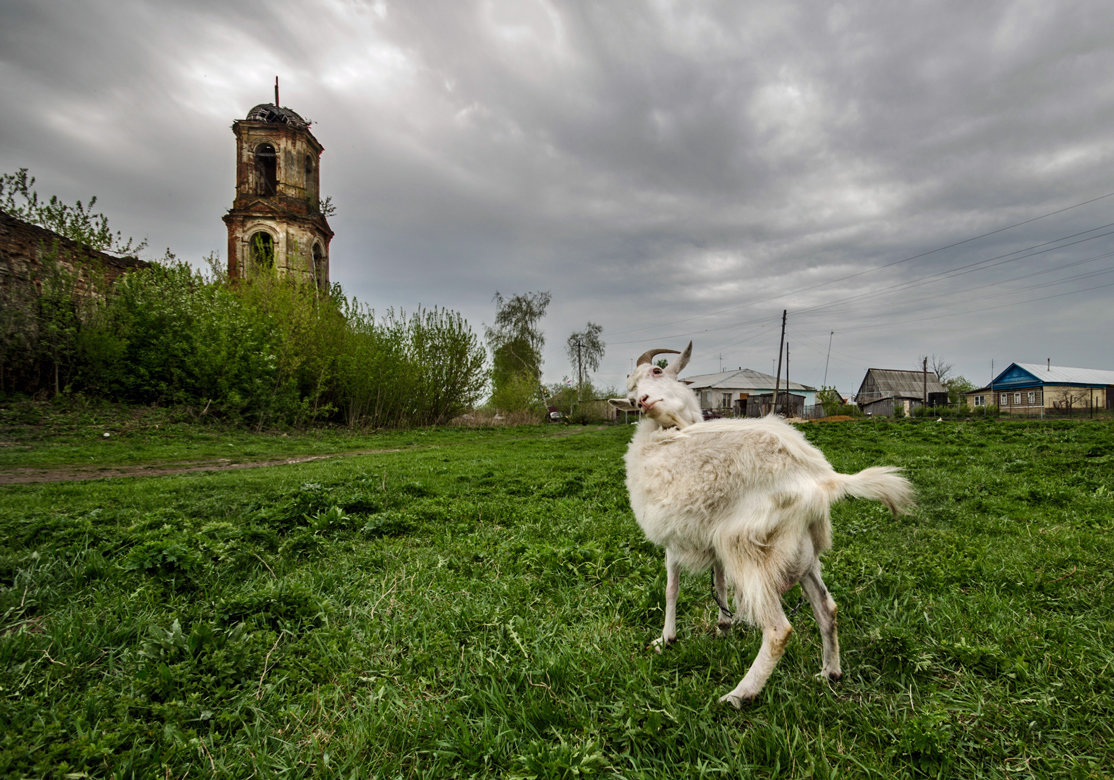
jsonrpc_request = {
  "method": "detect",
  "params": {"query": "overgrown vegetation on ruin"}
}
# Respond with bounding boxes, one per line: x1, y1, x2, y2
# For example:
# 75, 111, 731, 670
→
0, 419, 1111, 776
2, 259, 486, 427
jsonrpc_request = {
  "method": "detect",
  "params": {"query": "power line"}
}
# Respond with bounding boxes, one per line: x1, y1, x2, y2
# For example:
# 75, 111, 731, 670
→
792, 224, 1114, 320
606, 190, 1114, 346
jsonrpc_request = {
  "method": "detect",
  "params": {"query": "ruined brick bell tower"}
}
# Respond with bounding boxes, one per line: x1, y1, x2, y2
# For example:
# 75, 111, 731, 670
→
223, 81, 333, 289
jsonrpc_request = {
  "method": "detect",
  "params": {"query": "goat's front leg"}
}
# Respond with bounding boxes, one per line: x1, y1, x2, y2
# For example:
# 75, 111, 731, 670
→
713, 562, 733, 636
800, 564, 841, 681
652, 550, 682, 652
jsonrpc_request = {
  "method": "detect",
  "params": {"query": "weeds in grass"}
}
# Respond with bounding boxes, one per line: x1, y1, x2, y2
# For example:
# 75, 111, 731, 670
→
1, 419, 1112, 776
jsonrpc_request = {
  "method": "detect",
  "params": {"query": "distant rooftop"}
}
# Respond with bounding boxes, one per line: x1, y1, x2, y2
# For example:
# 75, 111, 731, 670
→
860, 368, 945, 398
1010, 363, 1114, 386
685, 368, 814, 392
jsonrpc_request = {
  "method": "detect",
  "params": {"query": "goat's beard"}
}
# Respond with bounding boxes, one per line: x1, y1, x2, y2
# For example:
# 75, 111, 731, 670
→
649, 408, 692, 430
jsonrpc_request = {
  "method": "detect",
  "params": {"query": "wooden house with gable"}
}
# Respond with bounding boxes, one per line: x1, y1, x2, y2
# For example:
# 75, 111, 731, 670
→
966, 363, 1114, 414
855, 368, 946, 417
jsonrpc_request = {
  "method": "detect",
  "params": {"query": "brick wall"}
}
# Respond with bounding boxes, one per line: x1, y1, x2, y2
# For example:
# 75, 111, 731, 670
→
0, 209, 149, 299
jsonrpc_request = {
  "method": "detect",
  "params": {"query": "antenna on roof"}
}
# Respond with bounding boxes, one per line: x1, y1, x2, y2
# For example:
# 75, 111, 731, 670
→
274, 76, 280, 106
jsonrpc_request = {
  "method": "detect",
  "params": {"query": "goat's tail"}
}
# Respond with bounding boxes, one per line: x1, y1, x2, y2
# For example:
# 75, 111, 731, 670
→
832, 466, 915, 517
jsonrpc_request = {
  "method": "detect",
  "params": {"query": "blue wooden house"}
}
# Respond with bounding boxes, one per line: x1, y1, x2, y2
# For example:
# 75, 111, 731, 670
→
967, 363, 1114, 414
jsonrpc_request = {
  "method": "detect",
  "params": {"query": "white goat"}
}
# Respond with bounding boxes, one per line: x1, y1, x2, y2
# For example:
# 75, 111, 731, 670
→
609, 343, 914, 706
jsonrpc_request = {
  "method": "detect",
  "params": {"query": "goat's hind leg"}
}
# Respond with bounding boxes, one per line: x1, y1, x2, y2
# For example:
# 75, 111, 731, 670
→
800, 564, 841, 681
652, 549, 682, 652
719, 592, 793, 708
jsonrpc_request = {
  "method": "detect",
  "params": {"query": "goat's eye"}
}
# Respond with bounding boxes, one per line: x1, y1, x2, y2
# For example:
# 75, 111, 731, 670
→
652, 367, 663, 376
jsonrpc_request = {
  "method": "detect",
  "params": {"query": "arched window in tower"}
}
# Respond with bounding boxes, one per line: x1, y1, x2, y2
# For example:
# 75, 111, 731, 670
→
254, 143, 277, 196
312, 243, 326, 289
304, 154, 317, 203
250, 231, 275, 270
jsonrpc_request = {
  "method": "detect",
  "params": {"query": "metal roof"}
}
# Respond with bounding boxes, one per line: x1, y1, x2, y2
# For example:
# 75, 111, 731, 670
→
859, 368, 946, 398
1006, 363, 1114, 386
684, 368, 814, 392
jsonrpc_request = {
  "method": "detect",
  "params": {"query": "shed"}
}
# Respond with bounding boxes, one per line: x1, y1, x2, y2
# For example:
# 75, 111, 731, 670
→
855, 368, 946, 417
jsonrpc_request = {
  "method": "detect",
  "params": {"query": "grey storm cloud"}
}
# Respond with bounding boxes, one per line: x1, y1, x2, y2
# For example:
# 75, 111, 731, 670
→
2, 0, 1113, 394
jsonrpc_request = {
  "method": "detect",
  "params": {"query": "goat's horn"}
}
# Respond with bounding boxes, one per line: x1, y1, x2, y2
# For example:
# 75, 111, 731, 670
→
636, 348, 679, 367
669, 341, 693, 376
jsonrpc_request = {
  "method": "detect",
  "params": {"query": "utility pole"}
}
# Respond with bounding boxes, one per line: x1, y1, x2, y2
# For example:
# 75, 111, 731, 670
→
923, 356, 928, 406
773, 309, 786, 415
822, 330, 834, 387
785, 342, 791, 416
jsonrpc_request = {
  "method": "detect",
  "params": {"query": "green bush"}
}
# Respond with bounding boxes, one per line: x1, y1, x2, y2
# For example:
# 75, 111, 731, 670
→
2, 259, 487, 428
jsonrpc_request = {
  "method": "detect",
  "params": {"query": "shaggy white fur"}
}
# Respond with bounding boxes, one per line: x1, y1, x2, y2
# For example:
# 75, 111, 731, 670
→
610, 343, 914, 706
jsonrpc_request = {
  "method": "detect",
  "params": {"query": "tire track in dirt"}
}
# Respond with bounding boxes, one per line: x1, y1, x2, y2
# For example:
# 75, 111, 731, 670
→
0, 449, 403, 485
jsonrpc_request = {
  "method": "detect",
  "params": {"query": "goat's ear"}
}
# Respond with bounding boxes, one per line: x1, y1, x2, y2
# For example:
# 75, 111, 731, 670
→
609, 398, 639, 412
667, 341, 693, 376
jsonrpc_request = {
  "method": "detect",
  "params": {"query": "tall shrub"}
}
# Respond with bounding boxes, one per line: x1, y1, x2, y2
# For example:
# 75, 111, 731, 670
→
233, 271, 349, 426
82, 262, 279, 419
403, 307, 487, 425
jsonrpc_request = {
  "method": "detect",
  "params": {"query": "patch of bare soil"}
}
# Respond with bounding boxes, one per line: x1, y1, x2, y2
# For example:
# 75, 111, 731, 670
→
0, 449, 402, 485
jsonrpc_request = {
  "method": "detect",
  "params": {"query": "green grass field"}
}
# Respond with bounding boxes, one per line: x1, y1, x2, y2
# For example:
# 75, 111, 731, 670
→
1, 413, 1112, 777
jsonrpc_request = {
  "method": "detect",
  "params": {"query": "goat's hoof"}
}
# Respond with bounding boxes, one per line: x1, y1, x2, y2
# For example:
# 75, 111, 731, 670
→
716, 622, 733, 637
650, 636, 675, 653
718, 692, 751, 709
816, 669, 842, 683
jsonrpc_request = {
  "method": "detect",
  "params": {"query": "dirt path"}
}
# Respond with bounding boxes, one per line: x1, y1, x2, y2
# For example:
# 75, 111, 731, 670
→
0, 425, 612, 485
0, 449, 403, 485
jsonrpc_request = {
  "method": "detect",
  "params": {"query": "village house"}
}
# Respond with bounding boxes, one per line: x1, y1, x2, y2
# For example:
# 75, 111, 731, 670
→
684, 368, 817, 418
855, 368, 947, 417
967, 363, 1114, 415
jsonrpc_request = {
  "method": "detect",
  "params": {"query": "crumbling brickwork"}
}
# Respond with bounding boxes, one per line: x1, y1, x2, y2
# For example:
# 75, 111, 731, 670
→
222, 103, 333, 289
0, 209, 148, 300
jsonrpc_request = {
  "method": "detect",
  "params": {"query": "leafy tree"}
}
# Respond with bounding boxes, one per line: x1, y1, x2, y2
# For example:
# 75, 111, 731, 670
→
1, 168, 146, 255
485, 291, 550, 411
817, 386, 844, 416
945, 375, 975, 405
817, 386, 860, 417
565, 322, 604, 394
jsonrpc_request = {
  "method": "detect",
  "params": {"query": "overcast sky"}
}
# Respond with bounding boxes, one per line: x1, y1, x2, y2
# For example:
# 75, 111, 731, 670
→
3, 1, 1114, 396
